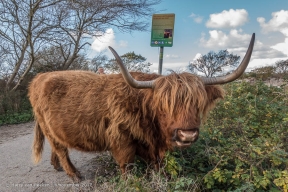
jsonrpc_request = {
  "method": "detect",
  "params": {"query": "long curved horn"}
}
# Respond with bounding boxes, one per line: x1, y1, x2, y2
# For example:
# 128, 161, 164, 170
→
201, 33, 255, 85
108, 46, 155, 89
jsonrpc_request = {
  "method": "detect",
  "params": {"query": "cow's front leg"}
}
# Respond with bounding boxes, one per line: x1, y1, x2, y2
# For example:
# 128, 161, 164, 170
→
110, 140, 136, 174
153, 148, 167, 171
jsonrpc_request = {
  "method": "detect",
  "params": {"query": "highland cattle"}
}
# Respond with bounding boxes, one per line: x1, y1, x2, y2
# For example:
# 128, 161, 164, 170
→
28, 34, 255, 181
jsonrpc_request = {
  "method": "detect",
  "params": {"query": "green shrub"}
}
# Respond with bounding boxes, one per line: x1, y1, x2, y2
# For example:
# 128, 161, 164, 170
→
0, 90, 32, 125
170, 81, 288, 191
95, 81, 288, 191
0, 110, 33, 125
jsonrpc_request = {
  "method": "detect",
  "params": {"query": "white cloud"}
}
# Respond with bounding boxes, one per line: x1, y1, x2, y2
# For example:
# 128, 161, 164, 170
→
194, 17, 203, 24
199, 30, 287, 70
166, 54, 180, 59
247, 57, 288, 70
189, 13, 203, 23
119, 40, 128, 47
206, 9, 248, 28
193, 53, 202, 61
257, 10, 288, 57
257, 10, 288, 35
271, 38, 288, 55
200, 29, 250, 48
150, 62, 188, 74
91, 28, 115, 52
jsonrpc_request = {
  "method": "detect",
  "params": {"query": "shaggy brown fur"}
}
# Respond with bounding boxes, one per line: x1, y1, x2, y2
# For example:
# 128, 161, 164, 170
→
28, 70, 224, 181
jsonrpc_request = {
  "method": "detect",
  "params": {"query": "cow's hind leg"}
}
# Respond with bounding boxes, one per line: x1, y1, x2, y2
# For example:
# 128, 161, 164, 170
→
50, 150, 62, 171
50, 140, 81, 182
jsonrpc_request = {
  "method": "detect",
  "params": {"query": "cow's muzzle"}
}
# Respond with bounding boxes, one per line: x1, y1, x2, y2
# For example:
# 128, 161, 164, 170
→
172, 128, 199, 148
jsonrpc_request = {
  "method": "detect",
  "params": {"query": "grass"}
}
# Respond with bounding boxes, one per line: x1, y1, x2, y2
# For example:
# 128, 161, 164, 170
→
93, 152, 203, 192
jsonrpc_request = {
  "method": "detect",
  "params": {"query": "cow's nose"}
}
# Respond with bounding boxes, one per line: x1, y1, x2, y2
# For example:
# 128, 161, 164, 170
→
175, 128, 199, 142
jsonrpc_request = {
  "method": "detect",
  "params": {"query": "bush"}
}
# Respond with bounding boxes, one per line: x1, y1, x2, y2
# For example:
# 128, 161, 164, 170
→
171, 81, 288, 191
0, 90, 32, 125
95, 81, 288, 191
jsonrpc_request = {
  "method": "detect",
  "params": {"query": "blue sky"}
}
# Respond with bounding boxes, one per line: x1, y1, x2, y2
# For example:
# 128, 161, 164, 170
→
90, 0, 288, 74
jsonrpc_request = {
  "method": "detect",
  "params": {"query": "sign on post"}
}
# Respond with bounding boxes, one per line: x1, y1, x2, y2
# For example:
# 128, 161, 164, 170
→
150, 14, 175, 47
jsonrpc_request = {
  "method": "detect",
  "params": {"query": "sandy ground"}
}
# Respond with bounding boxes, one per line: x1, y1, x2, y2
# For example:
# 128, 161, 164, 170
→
0, 122, 117, 192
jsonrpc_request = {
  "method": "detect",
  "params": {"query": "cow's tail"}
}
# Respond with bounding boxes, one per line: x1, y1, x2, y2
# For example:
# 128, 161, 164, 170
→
32, 121, 45, 164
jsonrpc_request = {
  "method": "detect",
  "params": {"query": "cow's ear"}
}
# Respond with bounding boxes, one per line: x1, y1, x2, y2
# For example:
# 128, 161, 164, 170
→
205, 85, 225, 104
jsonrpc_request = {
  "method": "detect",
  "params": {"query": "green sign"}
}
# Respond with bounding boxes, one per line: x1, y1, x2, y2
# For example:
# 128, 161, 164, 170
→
151, 14, 175, 47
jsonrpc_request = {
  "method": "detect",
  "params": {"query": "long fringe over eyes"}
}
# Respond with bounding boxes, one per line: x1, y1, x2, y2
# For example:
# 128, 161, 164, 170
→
148, 72, 209, 118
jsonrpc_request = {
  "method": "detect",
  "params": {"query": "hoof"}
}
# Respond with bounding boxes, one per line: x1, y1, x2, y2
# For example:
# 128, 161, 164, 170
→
51, 162, 63, 171
51, 163, 63, 171
70, 171, 82, 183
54, 167, 63, 172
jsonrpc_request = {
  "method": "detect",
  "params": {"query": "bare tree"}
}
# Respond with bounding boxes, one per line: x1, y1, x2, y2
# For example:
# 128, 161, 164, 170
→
32, 45, 89, 73
48, 0, 160, 70
105, 52, 152, 73
89, 53, 108, 73
188, 50, 240, 77
250, 66, 275, 80
0, 0, 62, 91
275, 59, 288, 74
251, 66, 275, 74
0, 0, 161, 91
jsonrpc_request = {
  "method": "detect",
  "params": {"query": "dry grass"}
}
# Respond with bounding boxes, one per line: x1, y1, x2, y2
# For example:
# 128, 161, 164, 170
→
93, 153, 201, 192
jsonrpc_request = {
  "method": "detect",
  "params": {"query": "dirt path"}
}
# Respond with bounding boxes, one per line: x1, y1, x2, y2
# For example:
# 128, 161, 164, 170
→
0, 122, 116, 192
